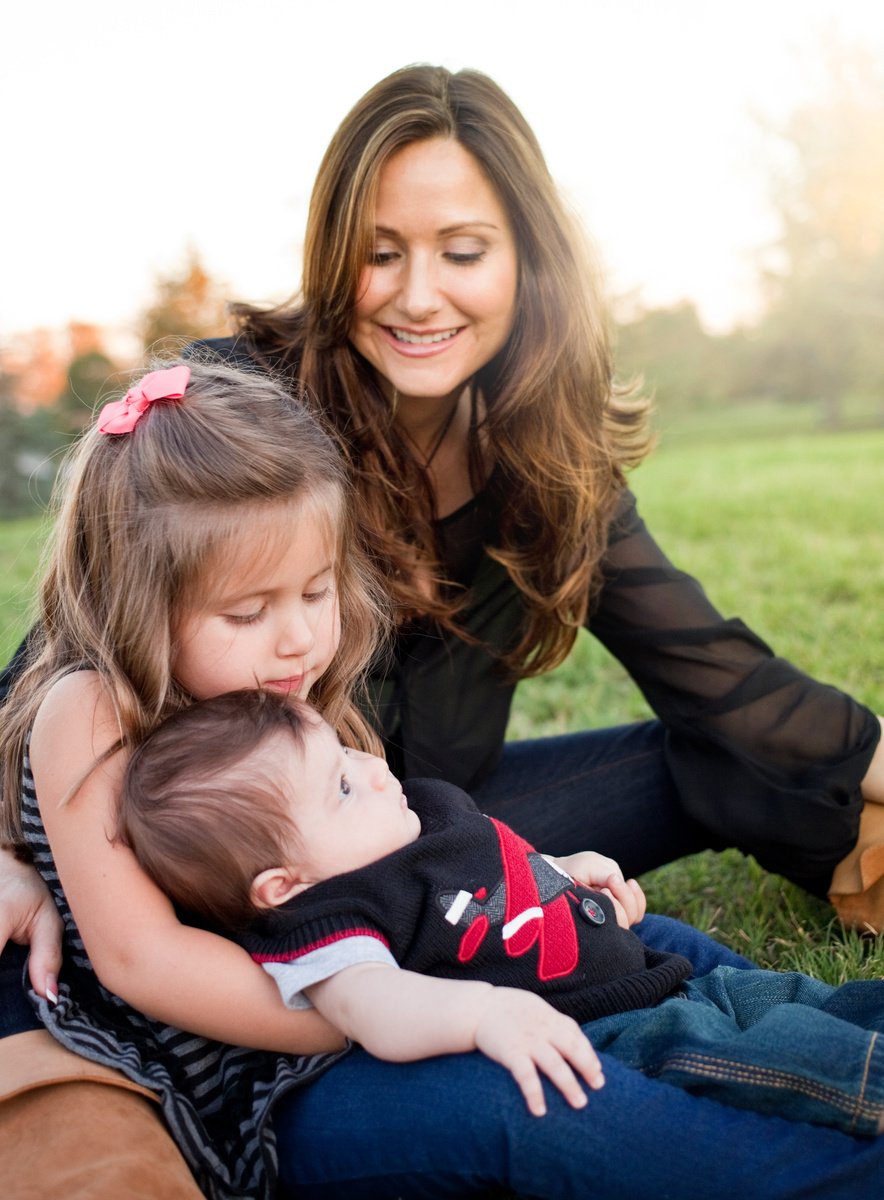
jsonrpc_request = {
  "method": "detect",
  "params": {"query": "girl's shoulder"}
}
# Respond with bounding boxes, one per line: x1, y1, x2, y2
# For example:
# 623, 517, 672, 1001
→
31, 670, 121, 776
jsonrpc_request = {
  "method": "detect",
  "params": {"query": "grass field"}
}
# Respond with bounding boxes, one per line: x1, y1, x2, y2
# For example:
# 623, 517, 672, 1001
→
2, 427, 883, 979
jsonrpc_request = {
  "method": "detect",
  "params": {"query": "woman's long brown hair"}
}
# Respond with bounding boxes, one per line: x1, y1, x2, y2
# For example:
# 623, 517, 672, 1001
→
233, 64, 652, 678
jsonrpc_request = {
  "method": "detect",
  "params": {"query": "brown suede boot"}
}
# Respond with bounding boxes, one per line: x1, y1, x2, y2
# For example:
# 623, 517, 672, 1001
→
0, 1029, 203, 1199
828, 801, 884, 934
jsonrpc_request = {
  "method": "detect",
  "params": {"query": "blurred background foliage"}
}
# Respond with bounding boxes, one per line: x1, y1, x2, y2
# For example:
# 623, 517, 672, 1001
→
618, 43, 884, 440
2, 44, 883, 518
0, 249, 229, 517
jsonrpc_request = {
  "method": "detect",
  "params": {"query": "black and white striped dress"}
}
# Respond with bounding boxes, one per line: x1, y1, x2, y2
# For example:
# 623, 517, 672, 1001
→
21, 745, 345, 1200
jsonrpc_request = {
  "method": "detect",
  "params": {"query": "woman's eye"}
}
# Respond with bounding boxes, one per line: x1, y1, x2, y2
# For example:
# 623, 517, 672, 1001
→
304, 586, 333, 604
446, 251, 485, 264
339, 775, 352, 799
370, 250, 398, 266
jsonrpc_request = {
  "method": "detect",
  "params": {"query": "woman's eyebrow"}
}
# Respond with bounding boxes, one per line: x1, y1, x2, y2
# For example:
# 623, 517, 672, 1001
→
374, 221, 500, 236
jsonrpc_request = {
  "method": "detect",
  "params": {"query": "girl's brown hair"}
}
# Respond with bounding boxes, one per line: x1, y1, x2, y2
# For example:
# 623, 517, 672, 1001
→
233, 64, 651, 676
0, 358, 386, 843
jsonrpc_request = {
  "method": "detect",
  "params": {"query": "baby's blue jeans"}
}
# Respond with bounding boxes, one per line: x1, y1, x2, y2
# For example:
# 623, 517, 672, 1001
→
588, 964, 884, 1135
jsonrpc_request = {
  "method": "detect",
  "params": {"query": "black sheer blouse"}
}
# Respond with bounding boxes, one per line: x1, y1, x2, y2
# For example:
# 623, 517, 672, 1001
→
369, 486, 879, 891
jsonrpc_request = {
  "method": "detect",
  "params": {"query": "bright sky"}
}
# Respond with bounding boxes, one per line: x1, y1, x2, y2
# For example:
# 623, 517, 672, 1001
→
3, 0, 882, 340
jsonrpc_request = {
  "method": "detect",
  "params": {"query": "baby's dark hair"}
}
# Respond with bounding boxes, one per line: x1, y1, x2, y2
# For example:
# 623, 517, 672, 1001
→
120, 690, 312, 930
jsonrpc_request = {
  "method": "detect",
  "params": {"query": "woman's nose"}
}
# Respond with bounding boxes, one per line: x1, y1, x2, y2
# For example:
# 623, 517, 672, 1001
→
398, 253, 441, 320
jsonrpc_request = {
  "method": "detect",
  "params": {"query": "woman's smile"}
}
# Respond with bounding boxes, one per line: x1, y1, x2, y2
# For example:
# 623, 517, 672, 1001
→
349, 137, 518, 409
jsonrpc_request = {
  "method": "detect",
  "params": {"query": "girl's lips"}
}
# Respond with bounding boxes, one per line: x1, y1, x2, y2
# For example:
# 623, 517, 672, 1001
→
380, 325, 464, 358
264, 676, 304, 694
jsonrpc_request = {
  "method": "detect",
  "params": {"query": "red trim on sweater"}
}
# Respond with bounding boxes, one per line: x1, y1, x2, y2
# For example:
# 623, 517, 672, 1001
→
250, 927, 390, 964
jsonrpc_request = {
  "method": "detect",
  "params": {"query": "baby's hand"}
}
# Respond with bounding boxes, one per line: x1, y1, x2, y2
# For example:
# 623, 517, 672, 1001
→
474, 988, 604, 1116
551, 852, 647, 929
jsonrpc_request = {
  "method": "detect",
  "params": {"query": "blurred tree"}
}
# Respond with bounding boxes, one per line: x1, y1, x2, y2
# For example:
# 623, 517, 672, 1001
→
55, 349, 118, 436
0, 369, 27, 515
615, 301, 762, 420
139, 248, 229, 353
0, 369, 64, 516
760, 43, 884, 425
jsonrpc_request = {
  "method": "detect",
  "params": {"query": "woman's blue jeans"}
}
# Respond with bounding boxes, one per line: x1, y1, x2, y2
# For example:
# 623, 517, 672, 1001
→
470, 719, 716, 876
589, 965, 884, 1137
275, 952, 884, 1200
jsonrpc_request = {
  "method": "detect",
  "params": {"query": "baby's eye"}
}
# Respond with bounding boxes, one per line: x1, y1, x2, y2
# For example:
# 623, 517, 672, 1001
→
339, 775, 352, 799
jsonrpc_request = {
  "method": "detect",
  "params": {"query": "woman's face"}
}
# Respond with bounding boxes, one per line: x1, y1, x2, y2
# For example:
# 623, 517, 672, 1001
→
349, 137, 519, 408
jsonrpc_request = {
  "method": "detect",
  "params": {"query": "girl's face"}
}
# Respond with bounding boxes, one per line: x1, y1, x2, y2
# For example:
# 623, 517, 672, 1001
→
172, 506, 341, 702
349, 137, 519, 408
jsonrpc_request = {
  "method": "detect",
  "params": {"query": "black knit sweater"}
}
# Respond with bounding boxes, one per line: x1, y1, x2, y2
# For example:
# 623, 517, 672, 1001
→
243, 780, 692, 1023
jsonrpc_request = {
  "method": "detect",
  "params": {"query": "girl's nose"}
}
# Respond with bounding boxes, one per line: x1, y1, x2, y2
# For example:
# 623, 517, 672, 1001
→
277, 610, 315, 657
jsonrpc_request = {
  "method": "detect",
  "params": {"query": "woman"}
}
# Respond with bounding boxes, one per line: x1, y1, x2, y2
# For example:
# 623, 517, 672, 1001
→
2, 64, 883, 1198
225, 66, 882, 898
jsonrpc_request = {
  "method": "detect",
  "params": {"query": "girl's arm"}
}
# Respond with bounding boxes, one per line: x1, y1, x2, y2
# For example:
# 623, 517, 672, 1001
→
307, 962, 604, 1117
31, 672, 343, 1055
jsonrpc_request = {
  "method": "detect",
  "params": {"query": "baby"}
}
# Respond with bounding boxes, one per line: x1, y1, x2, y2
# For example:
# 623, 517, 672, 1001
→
121, 691, 884, 1133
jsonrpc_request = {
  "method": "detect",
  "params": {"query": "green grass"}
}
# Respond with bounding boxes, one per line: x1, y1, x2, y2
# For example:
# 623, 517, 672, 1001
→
2, 429, 883, 979
509, 427, 884, 980
0, 514, 48, 664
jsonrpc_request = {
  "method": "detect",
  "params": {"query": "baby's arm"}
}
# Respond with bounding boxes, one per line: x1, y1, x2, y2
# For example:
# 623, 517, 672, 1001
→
31, 672, 343, 1054
307, 962, 604, 1117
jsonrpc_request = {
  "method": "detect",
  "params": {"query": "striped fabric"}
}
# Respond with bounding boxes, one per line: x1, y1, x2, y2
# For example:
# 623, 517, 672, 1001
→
21, 747, 344, 1200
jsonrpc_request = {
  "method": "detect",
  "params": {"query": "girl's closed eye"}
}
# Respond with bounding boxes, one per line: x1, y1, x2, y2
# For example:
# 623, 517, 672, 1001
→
224, 607, 266, 626
446, 251, 485, 264
370, 249, 399, 266
304, 585, 334, 604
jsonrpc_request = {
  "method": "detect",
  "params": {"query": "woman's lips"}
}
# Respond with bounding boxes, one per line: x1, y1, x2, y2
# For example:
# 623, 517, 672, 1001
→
380, 325, 464, 357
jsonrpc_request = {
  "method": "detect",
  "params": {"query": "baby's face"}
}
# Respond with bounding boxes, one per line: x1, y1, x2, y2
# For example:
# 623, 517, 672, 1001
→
280, 718, 421, 885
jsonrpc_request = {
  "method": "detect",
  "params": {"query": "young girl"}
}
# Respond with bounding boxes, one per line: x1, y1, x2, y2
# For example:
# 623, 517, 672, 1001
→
0, 358, 390, 1199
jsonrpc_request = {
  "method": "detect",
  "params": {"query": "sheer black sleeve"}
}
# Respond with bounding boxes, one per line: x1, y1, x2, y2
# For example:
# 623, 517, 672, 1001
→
589, 490, 880, 893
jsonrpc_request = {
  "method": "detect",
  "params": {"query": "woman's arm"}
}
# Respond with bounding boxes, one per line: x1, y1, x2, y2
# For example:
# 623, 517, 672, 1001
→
591, 490, 881, 892
0, 845, 62, 997
308, 962, 604, 1117
31, 672, 343, 1055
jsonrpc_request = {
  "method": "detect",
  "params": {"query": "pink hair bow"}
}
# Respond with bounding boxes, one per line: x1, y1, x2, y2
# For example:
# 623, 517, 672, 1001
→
98, 365, 191, 435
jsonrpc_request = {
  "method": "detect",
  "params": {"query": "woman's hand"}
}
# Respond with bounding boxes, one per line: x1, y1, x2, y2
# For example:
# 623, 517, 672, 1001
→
550, 851, 647, 929
0, 845, 62, 999
860, 717, 884, 805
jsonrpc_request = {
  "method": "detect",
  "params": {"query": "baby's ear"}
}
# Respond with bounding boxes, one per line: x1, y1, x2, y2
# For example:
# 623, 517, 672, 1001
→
251, 867, 310, 909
